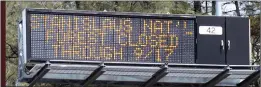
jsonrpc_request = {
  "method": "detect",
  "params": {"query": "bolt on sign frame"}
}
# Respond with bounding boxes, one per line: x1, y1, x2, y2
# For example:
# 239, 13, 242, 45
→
17, 8, 259, 87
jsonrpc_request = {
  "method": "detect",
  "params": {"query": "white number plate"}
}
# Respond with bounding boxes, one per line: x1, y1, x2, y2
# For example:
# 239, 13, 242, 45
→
199, 26, 222, 35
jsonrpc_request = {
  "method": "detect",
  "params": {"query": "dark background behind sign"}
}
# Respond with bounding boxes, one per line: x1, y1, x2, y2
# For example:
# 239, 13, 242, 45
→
29, 13, 195, 63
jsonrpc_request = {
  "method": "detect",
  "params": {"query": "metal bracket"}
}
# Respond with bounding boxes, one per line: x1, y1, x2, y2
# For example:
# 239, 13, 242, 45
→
237, 69, 260, 87
143, 64, 168, 87
81, 63, 106, 87
201, 66, 231, 87
28, 61, 51, 87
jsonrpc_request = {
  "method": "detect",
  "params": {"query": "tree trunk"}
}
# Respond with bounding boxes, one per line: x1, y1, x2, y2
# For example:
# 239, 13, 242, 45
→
212, 1, 216, 15
205, 1, 208, 14
235, 1, 241, 16
75, 1, 80, 10
194, 1, 201, 13
114, 1, 118, 11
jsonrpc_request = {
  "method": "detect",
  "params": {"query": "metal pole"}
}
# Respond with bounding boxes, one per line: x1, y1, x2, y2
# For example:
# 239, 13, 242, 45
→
0, 1, 6, 87
215, 1, 222, 16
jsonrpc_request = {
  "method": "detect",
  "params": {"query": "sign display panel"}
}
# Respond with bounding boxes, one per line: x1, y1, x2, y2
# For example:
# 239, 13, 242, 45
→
29, 13, 195, 63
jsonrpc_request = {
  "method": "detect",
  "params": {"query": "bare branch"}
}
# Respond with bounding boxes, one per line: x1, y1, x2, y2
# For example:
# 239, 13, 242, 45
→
6, 43, 18, 59
223, 10, 236, 14
6, 57, 18, 59
222, 2, 232, 7
6, 72, 16, 81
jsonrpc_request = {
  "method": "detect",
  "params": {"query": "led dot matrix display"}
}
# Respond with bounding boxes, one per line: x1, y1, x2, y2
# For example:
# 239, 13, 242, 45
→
30, 13, 195, 63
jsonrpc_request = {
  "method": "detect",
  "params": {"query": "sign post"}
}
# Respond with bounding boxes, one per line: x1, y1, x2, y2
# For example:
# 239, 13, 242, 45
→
0, 1, 6, 87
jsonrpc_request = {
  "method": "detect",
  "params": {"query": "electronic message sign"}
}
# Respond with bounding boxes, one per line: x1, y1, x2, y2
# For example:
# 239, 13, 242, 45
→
28, 11, 195, 63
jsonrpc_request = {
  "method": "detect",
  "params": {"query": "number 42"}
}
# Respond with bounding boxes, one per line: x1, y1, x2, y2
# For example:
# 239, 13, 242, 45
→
207, 27, 215, 33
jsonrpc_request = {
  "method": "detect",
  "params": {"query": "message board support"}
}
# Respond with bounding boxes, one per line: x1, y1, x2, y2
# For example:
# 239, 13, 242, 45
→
237, 69, 260, 87
143, 64, 168, 87
201, 66, 231, 87
21, 60, 260, 87
81, 63, 106, 87
28, 61, 50, 87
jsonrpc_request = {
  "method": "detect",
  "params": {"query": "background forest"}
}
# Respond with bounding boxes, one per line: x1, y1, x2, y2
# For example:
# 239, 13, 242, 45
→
5, 1, 260, 87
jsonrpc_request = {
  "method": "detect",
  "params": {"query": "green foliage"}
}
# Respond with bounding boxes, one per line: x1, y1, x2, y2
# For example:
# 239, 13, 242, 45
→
6, 1, 67, 86
170, 2, 194, 14
250, 16, 260, 37
250, 15, 260, 65
75, 1, 193, 14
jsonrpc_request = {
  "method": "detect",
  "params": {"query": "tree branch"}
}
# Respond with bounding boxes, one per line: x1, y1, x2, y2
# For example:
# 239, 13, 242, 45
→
6, 72, 16, 82
223, 10, 236, 14
6, 43, 18, 59
222, 2, 232, 7
6, 56, 18, 59
235, 1, 241, 16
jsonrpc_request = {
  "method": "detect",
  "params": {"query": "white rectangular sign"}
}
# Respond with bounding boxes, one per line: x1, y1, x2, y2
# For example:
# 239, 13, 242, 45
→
199, 26, 223, 35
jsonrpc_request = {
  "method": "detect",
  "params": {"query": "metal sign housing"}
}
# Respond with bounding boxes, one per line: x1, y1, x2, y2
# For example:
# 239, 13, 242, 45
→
17, 8, 257, 87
